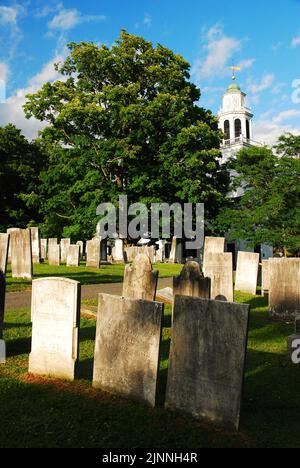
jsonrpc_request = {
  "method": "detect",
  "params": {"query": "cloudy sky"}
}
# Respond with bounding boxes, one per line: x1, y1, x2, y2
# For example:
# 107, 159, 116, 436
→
0, 0, 300, 145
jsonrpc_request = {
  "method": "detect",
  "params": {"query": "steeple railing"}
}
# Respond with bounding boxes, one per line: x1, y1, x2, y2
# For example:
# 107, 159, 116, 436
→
221, 135, 264, 148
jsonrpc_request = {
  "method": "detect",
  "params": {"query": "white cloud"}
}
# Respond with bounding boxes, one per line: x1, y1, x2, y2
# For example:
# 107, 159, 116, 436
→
248, 74, 275, 94
237, 58, 255, 70
253, 110, 300, 146
0, 4, 25, 59
292, 36, 300, 48
192, 25, 242, 80
273, 109, 300, 124
48, 7, 106, 31
0, 6, 18, 25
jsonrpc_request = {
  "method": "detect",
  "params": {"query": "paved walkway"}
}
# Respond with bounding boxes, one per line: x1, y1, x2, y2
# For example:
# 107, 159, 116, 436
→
5, 277, 173, 310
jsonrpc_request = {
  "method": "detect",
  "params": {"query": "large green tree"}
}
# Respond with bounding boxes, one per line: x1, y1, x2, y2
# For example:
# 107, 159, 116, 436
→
24, 31, 229, 240
0, 124, 46, 232
217, 142, 300, 256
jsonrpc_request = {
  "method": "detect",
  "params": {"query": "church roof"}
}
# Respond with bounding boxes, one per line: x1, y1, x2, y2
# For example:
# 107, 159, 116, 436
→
226, 82, 241, 93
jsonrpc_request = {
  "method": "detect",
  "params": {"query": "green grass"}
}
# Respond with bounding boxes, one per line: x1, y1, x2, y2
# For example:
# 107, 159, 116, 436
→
5, 262, 182, 293
1, 292, 300, 448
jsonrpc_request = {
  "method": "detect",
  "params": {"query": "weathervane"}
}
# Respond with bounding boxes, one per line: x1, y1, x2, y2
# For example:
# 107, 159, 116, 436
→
231, 64, 241, 81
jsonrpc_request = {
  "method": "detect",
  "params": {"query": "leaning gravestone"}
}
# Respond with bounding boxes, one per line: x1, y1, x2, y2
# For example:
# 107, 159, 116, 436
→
0, 233, 10, 274
123, 253, 159, 301
86, 238, 101, 268
205, 252, 233, 302
93, 293, 164, 407
11, 229, 33, 279
203, 237, 225, 276
60, 239, 71, 264
166, 296, 250, 430
67, 245, 80, 267
269, 258, 300, 320
173, 261, 211, 299
29, 278, 81, 380
48, 243, 60, 266
30, 227, 40, 264
235, 252, 259, 295
41, 239, 47, 260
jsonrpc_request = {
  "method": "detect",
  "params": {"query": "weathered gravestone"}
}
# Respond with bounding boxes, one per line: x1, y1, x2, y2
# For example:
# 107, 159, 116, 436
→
76, 241, 84, 259
48, 242, 60, 266
0, 233, 10, 274
86, 238, 101, 268
67, 245, 80, 267
261, 259, 270, 296
60, 239, 71, 264
30, 227, 40, 264
48, 238, 58, 247
287, 316, 300, 362
235, 252, 259, 295
205, 252, 233, 302
0, 269, 6, 363
7, 228, 21, 263
203, 237, 225, 276
173, 261, 211, 299
156, 240, 166, 263
29, 278, 81, 380
41, 239, 47, 260
269, 258, 300, 319
112, 239, 124, 263
123, 253, 159, 301
93, 293, 164, 407
165, 296, 250, 430
11, 229, 33, 279
169, 237, 182, 264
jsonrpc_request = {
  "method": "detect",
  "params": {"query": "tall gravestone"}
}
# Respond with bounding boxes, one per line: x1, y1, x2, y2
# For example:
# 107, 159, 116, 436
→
30, 227, 40, 264
169, 237, 182, 264
11, 229, 33, 279
166, 296, 250, 430
7, 228, 21, 263
41, 239, 47, 260
29, 278, 81, 380
205, 252, 233, 302
203, 237, 225, 276
173, 261, 211, 299
235, 252, 259, 295
269, 258, 300, 319
76, 241, 84, 259
60, 239, 71, 264
112, 239, 124, 263
261, 259, 270, 296
0, 233, 10, 274
123, 253, 159, 301
93, 293, 164, 407
156, 240, 166, 263
48, 238, 58, 247
67, 245, 80, 267
48, 243, 60, 266
86, 238, 101, 268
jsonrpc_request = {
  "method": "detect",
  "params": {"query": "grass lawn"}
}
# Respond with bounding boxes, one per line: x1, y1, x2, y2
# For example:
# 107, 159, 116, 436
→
1, 292, 300, 448
5, 262, 182, 293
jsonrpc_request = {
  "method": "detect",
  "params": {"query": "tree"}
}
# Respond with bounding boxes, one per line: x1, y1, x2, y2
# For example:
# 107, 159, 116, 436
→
216, 143, 300, 256
275, 133, 300, 159
24, 31, 229, 240
0, 124, 46, 232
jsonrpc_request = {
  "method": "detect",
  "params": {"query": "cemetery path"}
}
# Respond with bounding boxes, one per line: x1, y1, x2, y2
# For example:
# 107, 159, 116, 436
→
5, 277, 173, 310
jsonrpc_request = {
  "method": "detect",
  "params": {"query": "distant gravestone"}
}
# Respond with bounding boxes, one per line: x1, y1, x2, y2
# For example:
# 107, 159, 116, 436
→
0, 233, 10, 274
86, 238, 101, 268
235, 252, 259, 295
203, 237, 225, 276
169, 237, 178, 264
30, 227, 40, 264
7, 228, 21, 263
205, 253, 233, 302
261, 259, 270, 296
123, 254, 159, 301
41, 239, 48, 260
67, 245, 80, 267
29, 278, 81, 380
173, 261, 211, 299
48, 243, 60, 267
156, 240, 166, 263
93, 293, 164, 407
166, 296, 250, 430
11, 229, 33, 279
269, 258, 300, 319
60, 239, 71, 264
76, 241, 84, 259
112, 239, 124, 263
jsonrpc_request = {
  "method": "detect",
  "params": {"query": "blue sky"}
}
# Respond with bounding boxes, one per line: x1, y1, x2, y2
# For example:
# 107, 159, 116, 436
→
0, 0, 300, 144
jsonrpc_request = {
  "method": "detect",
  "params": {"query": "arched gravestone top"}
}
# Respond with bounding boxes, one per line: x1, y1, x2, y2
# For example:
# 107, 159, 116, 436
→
173, 261, 211, 300
122, 253, 158, 301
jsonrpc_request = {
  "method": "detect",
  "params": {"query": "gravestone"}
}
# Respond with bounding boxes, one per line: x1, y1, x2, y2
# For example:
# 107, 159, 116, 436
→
261, 259, 270, 296
100, 239, 108, 262
48, 238, 58, 247
11, 229, 33, 279
76, 241, 84, 259
165, 296, 250, 430
0, 233, 10, 274
169, 237, 182, 264
287, 316, 300, 362
67, 245, 80, 267
7, 228, 21, 263
93, 293, 164, 407
156, 240, 166, 263
86, 238, 101, 268
203, 237, 225, 275
205, 252, 233, 302
173, 261, 211, 299
235, 252, 259, 295
123, 254, 159, 301
30, 227, 40, 264
112, 239, 124, 263
48, 243, 60, 267
41, 239, 47, 260
60, 238, 71, 264
29, 278, 81, 380
269, 258, 300, 319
